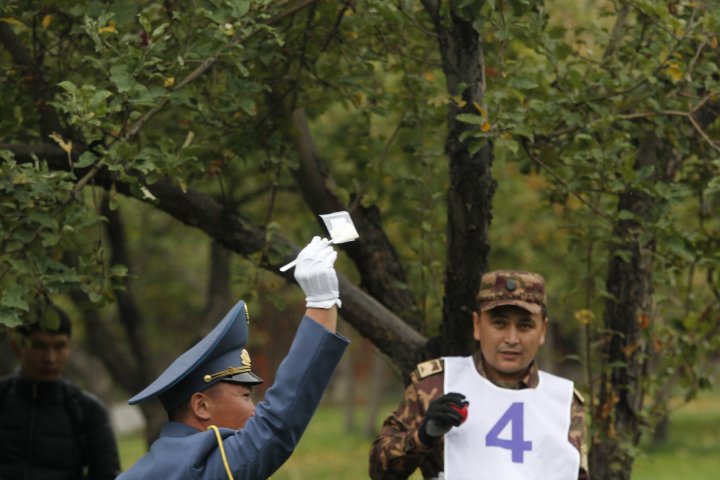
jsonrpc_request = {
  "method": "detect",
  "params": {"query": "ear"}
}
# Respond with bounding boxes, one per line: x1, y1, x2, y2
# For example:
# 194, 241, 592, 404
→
189, 392, 212, 421
539, 317, 549, 346
472, 310, 482, 342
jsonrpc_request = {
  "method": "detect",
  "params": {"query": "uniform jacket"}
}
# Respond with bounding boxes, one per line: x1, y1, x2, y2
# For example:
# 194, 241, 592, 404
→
117, 316, 349, 480
0, 375, 121, 480
368, 352, 589, 480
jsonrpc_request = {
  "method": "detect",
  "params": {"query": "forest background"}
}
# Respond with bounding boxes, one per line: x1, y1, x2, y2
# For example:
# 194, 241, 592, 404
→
1, 1, 719, 479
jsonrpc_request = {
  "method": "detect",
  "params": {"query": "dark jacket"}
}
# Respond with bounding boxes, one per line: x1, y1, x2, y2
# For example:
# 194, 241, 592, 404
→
0, 375, 121, 480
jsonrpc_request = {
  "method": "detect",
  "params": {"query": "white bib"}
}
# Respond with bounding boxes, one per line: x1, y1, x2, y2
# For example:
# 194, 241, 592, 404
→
443, 356, 579, 480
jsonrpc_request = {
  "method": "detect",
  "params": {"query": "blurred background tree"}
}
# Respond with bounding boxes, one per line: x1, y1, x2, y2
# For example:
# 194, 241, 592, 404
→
1, 1, 719, 478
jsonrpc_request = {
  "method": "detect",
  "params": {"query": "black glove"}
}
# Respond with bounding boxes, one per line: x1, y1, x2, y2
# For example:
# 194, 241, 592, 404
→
417, 392, 469, 447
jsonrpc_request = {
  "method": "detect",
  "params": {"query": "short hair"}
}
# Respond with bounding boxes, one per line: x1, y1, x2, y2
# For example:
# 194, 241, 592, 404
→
168, 400, 191, 422
478, 302, 549, 320
15, 304, 72, 337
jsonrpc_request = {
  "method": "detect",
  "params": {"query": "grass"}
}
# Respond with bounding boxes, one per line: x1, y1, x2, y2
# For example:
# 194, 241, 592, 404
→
118, 389, 720, 479
118, 433, 148, 472
272, 407, 375, 480
632, 389, 720, 479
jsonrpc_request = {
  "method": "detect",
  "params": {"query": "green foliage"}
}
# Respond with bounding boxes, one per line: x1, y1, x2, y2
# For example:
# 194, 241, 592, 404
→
446, 1, 720, 463
0, 153, 123, 327
2, 4, 720, 473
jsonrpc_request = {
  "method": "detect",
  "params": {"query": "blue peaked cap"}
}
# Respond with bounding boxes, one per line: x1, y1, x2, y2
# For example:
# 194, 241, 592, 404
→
128, 300, 263, 412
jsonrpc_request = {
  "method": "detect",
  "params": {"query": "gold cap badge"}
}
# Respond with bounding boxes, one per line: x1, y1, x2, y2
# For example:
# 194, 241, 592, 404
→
241, 349, 251, 368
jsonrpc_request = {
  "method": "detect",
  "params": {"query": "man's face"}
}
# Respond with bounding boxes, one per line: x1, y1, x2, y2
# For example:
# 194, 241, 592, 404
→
472, 305, 547, 384
12, 330, 71, 381
205, 382, 256, 430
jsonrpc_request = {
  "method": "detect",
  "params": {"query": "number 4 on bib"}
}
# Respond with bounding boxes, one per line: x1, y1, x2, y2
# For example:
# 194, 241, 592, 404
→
485, 402, 532, 463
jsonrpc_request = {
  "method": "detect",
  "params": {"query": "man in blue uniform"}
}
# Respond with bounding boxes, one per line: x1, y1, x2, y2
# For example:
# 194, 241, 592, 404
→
117, 236, 349, 480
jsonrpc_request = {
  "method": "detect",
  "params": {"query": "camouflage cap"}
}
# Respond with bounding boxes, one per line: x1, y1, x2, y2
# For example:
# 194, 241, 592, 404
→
477, 270, 546, 314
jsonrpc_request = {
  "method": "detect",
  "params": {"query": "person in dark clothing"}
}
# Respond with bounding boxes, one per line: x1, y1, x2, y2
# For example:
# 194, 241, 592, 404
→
0, 304, 121, 480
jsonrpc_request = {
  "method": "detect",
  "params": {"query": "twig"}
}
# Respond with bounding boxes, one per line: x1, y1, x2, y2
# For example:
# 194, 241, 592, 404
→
124, 0, 321, 141
520, 140, 614, 224
690, 93, 714, 115
602, 1, 630, 61
72, 163, 102, 194
582, 1, 699, 105
618, 110, 720, 153
395, 0, 439, 38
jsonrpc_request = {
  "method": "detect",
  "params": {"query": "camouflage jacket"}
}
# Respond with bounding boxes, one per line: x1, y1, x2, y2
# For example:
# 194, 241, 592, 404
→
368, 352, 589, 480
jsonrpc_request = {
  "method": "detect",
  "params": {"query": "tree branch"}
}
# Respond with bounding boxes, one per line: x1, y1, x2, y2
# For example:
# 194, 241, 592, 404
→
618, 110, 720, 153
100, 196, 158, 392
521, 140, 614, 224
420, 0, 441, 22
285, 108, 424, 333
602, 2, 630, 61
124, 0, 322, 142
1, 142, 428, 374
0, 22, 66, 138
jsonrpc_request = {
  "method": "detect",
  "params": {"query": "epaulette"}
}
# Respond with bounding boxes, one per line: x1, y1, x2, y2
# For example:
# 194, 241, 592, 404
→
573, 388, 585, 405
415, 359, 444, 379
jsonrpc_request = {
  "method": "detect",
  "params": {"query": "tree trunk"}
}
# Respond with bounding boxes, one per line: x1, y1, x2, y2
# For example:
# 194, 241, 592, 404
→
423, 2, 496, 357
591, 135, 658, 479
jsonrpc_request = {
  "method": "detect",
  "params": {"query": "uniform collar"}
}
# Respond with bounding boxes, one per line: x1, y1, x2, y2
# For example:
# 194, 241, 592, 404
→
473, 351, 540, 389
161, 421, 205, 437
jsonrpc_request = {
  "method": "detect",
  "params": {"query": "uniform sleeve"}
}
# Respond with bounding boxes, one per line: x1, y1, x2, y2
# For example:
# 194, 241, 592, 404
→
569, 389, 589, 480
368, 371, 444, 480
203, 316, 349, 480
82, 393, 121, 480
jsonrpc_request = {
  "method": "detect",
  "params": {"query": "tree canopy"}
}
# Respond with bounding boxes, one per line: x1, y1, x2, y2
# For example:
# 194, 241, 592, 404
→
2, 1, 720, 478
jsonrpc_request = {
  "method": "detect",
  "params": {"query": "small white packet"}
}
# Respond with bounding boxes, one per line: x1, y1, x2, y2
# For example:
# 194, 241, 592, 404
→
319, 211, 359, 244
279, 211, 359, 272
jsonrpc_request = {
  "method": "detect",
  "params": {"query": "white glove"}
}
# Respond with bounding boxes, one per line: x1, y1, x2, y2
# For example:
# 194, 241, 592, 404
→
294, 236, 341, 309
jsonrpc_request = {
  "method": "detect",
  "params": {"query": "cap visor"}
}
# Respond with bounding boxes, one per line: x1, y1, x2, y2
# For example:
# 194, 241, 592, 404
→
222, 372, 263, 385
481, 299, 542, 314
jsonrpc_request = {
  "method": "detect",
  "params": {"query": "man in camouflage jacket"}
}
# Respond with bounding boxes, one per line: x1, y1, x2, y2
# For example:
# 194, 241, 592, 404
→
369, 270, 589, 480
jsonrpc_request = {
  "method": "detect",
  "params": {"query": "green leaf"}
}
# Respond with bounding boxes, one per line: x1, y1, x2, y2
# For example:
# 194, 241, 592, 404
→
90, 90, 113, 108
41, 232, 60, 247
0, 311, 23, 328
509, 77, 538, 90
495, 137, 519, 155
229, 0, 250, 17
109, 0, 138, 26
28, 210, 58, 229
110, 64, 134, 93
57, 81, 78, 94
1, 286, 29, 312
617, 210, 635, 221
456, 113, 484, 125
76, 151, 97, 168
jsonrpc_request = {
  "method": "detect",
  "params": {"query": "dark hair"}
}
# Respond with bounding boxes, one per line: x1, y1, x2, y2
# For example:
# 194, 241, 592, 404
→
16, 304, 72, 337
168, 400, 190, 422
476, 303, 548, 320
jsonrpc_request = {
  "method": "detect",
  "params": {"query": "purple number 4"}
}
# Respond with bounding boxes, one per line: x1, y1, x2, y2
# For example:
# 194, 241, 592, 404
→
485, 402, 532, 463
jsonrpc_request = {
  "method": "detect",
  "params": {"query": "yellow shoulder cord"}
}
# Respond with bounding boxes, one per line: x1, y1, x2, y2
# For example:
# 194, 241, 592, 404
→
208, 425, 235, 480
